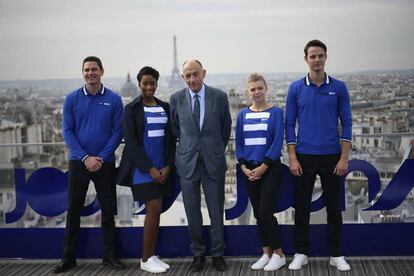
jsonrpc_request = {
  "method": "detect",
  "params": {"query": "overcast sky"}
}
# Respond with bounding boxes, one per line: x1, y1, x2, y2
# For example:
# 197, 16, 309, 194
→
1, 0, 414, 80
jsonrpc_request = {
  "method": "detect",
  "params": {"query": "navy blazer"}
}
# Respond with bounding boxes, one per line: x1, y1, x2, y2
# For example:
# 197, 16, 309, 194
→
116, 96, 176, 187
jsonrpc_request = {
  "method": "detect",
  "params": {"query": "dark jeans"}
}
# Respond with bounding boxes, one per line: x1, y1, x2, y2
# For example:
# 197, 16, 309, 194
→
63, 160, 117, 260
244, 160, 282, 250
294, 153, 343, 257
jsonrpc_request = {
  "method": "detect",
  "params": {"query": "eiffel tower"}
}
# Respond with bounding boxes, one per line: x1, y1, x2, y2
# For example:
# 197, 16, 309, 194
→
169, 35, 182, 88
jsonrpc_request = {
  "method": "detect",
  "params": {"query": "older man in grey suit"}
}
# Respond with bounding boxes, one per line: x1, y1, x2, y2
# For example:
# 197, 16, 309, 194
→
170, 59, 232, 272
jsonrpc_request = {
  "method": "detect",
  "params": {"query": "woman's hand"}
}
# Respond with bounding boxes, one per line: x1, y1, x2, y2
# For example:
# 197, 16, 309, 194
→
249, 163, 268, 181
149, 167, 163, 183
159, 166, 170, 183
241, 164, 252, 178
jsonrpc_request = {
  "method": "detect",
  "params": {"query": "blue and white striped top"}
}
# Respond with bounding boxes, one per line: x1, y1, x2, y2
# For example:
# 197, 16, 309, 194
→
133, 105, 168, 185
236, 106, 284, 165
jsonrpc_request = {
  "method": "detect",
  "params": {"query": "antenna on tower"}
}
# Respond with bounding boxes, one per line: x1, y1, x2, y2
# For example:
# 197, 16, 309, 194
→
169, 34, 182, 88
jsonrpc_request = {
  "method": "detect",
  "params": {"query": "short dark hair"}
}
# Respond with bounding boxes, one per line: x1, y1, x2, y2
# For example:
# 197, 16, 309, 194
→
82, 56, 103, 70
304, 40, 327, 57
137, 66, 160, 84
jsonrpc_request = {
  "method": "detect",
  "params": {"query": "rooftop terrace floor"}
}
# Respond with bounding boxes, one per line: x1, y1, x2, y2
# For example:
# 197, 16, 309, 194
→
1, 256, 414, 276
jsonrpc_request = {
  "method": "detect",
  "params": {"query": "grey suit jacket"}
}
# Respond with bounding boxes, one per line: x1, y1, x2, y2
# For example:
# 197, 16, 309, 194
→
170, 85, 232, 179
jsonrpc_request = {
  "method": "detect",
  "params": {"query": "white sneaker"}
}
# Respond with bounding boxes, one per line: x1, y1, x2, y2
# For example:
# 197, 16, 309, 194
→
264, 253, 286, 271
140, 257, 166, 273
152, 256, 170, 270
330, 256, 351, 271
251, 254, 270, 270
288, 253, 308, 270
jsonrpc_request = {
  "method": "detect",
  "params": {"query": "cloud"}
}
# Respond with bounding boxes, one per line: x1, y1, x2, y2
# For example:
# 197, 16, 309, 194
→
0, 0, 413, 80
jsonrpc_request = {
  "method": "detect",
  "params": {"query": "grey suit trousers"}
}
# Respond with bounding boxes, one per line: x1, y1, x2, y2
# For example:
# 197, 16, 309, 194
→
180, 158, 225, 256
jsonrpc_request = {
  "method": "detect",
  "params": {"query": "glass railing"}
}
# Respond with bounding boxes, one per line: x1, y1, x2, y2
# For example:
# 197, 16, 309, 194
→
0, 133, 413, 228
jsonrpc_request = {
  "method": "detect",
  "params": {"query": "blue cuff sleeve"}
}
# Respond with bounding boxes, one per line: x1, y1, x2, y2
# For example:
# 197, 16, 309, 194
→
235, 111, 245, 163
264, 108, 284, 161
62, 95, 89, 160
339, 83, 352, 142
285, 85, 297, 144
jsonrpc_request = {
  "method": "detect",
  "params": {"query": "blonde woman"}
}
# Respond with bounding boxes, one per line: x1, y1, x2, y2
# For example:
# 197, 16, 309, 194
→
235, 73, 285, 271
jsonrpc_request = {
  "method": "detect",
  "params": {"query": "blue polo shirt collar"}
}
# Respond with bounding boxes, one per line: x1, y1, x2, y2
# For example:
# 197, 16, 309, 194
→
83, 85, 105, 96
305, 73, 330, 86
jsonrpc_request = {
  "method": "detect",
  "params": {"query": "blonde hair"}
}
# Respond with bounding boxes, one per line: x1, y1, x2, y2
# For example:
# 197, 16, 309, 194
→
247, 73, 267, 89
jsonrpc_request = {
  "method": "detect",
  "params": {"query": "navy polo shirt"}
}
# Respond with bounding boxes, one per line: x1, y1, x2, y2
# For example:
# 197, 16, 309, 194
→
62, 85, 123, 162
285, 74, 352, 155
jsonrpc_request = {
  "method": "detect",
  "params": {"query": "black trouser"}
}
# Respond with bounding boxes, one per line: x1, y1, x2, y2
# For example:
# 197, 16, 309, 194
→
63, 160, 117, 261
244, 160, 282, 250
294, 153, 343, 257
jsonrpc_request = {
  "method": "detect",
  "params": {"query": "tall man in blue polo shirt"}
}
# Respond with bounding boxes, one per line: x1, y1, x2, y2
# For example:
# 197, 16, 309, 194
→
285, 40, 352, 272
53, 56, 125, 273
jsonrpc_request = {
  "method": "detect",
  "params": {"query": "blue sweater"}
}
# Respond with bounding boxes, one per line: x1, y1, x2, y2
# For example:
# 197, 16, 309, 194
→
285, 74, 352, 155
236, 106, 284, 165
62, 86, 123, 162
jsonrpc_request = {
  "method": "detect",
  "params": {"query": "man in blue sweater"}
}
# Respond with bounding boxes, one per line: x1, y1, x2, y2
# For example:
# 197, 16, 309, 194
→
53, 56, 124, 273
285, 40, 352, 272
